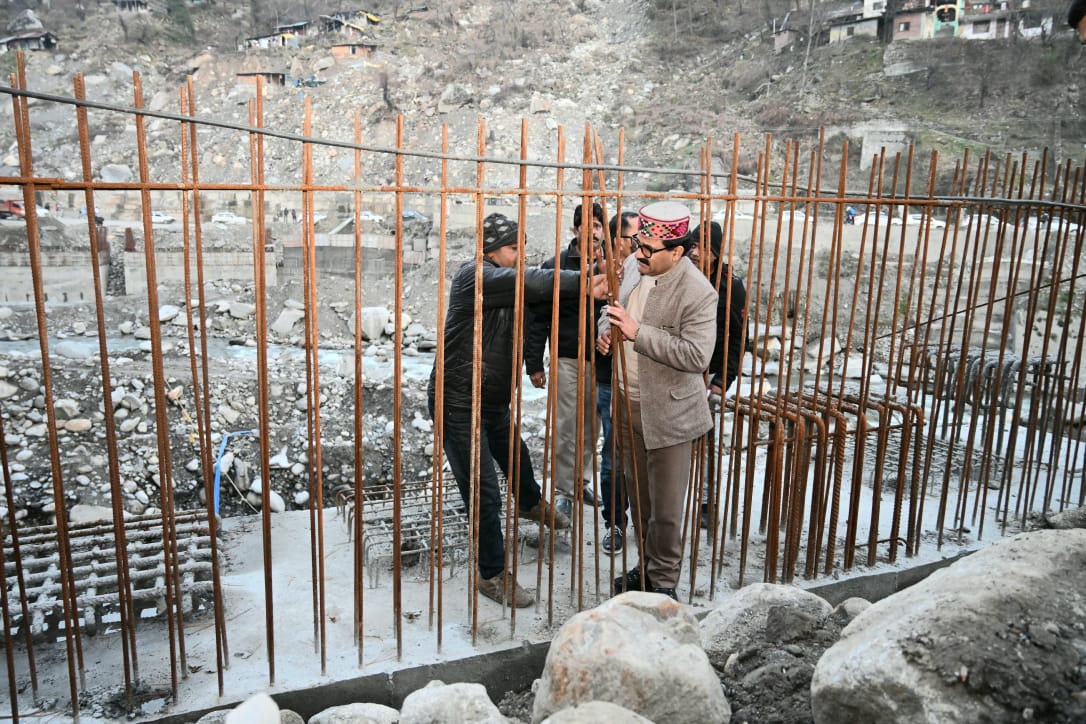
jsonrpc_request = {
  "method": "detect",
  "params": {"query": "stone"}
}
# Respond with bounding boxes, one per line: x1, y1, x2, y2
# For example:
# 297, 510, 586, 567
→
159, 305, 181, 323
196, 692, 301, 724
133, 326, 153, 340
699, 583, 833, 668
18, 377, 38, 392
534, 592, 729, 724
53, 398, 81, 420
219, 405, 241, 425
811, 529, 1086, 724
437, 83, 472, 113
229, 302, 256, 319
400, 680, 507, 723
359, 306, 390, 341
269, 446, 291, 469
271, 308, 305, 336
530, 92, 553, 114
309, 702, 400, 723
540, 701, 653, 723
830, 597, 871, 625
99, 164, 133, 183
53, 340, 95, 360
293, 491, 309, 507
64, 418, 92, 433
25, 423, 48, 438
266, 490, 286, 513
1042, 506, 1086, 529
0, 380, 15, 399
69, 504, 114, 525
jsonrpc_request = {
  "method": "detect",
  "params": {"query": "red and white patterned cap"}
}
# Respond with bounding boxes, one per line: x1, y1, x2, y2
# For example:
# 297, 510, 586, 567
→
638, 201, 690, 242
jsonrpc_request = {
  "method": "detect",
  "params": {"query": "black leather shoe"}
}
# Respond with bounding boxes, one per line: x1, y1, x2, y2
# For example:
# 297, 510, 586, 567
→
612, 566, 652, 595
581, 484, 597, 506
653, 587, 678, 601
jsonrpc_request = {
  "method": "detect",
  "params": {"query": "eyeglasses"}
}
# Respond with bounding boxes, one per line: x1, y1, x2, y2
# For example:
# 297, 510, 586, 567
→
631, 235, 671, 258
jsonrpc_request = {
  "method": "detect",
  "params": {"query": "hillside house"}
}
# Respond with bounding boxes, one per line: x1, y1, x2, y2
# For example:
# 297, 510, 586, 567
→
827, 12, 879, 44
330, 42, 379, 60
959, 5, 1014, 38
893, 6, 937, 39
111, 0, 149, 11
0, 31, 58, 53
319, 10, 380, 37
236, 71, 287, 93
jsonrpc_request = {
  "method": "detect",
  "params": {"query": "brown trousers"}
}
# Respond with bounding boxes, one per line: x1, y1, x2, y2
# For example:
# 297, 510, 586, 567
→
616, 396, 693, 589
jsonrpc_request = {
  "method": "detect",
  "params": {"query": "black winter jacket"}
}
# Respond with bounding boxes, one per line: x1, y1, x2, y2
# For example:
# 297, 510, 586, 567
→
710, 265, 747, 390
428, 257, 581, 415
523, 241, 607, 378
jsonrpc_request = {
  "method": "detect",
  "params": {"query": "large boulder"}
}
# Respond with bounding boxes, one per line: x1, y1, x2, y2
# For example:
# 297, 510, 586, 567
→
811, 529, 1086, 723
699, 583, 834, 668
540, 701, 653, 723
309, 702, 400, 723
399, 680, 507, 723
532, 592, 729, 724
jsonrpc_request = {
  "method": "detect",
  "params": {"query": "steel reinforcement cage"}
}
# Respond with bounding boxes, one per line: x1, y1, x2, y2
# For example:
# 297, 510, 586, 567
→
1, 58, 1085, 719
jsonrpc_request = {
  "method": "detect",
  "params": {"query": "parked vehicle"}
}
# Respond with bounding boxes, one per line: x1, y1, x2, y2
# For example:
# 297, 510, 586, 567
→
712, 207, 753, 223
212, 211, 247, 225
150, 211, 175, 224
402, 209, 428, 221
0, 200, 25, 219
359, 210, 384, 223
906, 212, 947, 229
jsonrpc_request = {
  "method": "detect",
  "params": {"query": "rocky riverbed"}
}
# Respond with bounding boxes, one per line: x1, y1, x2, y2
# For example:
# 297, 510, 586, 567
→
0, 280, 456, 527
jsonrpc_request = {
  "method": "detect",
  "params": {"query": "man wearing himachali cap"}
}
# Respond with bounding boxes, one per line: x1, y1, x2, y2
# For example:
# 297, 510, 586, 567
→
597, 201, 718, 600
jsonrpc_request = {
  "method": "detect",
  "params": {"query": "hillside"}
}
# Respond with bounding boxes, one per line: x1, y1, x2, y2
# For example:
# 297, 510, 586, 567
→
1, 0, 1084, 196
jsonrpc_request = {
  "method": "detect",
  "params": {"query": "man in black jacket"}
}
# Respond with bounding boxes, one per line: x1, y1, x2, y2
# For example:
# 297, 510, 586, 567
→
691, 221, 747, 529
523, 203, 606, 519
428, 213, 608, 608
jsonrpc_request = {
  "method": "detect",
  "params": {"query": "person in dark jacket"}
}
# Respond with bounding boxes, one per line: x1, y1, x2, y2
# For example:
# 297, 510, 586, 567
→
596, 210, 640, 552
1070, 0, 1086, 42
690, 221, 747, 529
523, 203, 606, 518
428, 212, 608, 608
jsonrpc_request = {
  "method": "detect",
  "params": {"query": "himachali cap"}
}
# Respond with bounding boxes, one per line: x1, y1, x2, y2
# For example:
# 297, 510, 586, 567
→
638, 201, 691, 245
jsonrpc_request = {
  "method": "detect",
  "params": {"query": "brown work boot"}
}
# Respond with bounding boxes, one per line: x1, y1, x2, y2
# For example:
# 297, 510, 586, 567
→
477, 573, 533, 608
518, 500, 571, 530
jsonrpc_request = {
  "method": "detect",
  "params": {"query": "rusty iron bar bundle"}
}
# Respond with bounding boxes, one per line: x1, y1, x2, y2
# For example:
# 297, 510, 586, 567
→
0, 64, 1085, 720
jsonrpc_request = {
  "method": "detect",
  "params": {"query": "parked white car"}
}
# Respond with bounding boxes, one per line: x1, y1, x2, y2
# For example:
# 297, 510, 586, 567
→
906, 213, 947, 229
212, 211, 247, 225
359, 210, 384, 223
150, 211, 175, 224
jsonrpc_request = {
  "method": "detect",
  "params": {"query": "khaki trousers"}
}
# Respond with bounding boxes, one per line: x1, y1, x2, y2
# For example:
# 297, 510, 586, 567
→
617, 396, 693, 589
551, 356, 598, 498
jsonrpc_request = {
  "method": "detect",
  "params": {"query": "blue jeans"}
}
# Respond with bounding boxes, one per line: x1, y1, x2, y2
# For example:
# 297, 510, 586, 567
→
597, 382, 627, 529
432, 403, 542, 580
